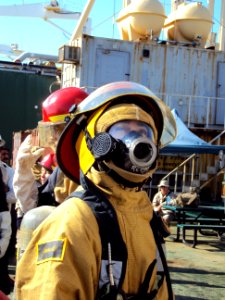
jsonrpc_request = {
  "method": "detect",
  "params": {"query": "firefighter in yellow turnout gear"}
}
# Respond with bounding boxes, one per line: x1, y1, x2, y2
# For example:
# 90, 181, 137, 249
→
15, 81, 176, 299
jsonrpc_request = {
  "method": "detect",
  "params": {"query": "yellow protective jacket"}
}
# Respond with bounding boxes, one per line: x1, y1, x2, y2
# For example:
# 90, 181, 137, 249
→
16, 168, 171, 299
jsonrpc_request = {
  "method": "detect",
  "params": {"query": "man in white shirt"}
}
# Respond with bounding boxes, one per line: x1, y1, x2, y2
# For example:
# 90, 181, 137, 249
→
152, 179, 177, 226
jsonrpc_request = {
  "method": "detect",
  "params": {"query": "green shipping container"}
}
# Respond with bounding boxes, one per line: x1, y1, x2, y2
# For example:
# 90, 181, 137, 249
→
0, 69, 59, 149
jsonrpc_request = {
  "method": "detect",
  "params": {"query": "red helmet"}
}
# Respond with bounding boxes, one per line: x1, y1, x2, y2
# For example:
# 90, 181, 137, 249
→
38, 87, 88, 150
39, 153, 56, 172
42, 87, 89, 122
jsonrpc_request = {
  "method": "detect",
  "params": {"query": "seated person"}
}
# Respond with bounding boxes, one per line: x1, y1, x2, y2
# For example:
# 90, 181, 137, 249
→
152, 179, 177, 226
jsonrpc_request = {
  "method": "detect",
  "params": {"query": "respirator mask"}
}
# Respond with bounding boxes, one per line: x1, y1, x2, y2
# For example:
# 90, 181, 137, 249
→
88, 120, 158, 174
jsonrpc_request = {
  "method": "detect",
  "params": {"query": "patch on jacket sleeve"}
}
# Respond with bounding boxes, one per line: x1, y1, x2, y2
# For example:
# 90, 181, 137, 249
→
36, 238, 67, 264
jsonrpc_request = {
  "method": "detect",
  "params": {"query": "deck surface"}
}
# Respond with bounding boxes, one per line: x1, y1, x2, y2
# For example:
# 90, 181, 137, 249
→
166, 224, 225, 300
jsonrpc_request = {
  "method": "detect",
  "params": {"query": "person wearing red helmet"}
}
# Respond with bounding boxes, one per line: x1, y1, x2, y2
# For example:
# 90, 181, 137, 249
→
13, 87, 88, 269
38, 153, 56, 185
39, 153, 56, 173
13, 87, 88, 226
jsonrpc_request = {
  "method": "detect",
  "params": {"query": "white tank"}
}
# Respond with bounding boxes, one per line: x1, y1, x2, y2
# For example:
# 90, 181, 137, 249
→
116, 0, 166, 41
163, 2, 213, 47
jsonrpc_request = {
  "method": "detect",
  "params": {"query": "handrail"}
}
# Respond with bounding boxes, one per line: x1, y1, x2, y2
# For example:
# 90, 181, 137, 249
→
209, 129, 225, 144
163, 153, 196, 180
159, 93, 225, 128
200, 167, 225, 190
162, 130, 225, 191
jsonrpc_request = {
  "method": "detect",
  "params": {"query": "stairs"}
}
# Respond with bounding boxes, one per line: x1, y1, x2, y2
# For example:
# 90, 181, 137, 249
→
147, 131, 225, 203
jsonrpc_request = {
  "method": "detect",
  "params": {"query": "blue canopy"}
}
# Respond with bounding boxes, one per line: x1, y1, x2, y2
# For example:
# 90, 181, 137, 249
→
160, 109, 225, 154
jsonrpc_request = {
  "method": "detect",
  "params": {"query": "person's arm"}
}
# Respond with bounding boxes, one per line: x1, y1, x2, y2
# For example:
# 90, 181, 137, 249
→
152, 193, 164, 212
0, 211, 12, 258
13, 135, 44, 214
165, 192, 178, 206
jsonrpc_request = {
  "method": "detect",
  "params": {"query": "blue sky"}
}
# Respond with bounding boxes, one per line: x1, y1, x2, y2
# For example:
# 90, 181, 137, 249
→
0, 0, 221, 60
0, 0, 122, 58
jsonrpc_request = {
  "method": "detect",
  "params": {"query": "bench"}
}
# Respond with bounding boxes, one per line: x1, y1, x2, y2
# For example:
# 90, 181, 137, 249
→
175, 217, 225, 241
177, 224, 225, 248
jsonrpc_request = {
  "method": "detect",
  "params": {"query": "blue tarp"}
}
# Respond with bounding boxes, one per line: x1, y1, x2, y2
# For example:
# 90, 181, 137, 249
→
160, 109, 225, 154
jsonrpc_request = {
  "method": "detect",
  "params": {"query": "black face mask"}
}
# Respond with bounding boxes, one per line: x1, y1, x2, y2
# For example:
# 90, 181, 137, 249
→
87, 131, 158, 174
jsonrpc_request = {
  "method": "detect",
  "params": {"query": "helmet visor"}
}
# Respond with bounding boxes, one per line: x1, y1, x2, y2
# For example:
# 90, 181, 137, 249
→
38, 121, 65, 151
108, 120, 153, 140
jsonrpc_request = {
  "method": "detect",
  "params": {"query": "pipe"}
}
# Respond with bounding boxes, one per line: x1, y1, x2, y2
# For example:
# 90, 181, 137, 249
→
207, 0, 214, 18
218, 1, 225, 51
69, 0, 95, 43
13, 52, 58, 63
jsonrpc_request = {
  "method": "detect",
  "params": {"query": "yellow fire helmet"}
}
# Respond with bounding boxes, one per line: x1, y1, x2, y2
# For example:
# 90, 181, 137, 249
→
56, 81, 177, 183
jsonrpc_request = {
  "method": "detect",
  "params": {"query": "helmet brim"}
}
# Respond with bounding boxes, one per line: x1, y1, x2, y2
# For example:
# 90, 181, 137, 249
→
57, 117, 80, 183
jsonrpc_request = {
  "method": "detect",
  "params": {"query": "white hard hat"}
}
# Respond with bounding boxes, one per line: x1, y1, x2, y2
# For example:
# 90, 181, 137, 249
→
158, 179, 170, 188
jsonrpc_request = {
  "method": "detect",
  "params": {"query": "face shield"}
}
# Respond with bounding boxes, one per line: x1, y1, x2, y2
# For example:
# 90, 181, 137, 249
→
107, 120, 157, 174
38, 121, 65, 151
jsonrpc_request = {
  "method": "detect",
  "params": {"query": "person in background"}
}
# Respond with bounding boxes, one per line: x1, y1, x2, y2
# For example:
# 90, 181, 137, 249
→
16, 81, 177, 299
0, 144, 16, 211
152, 179, 177, 226
13, 87, 88, 221
13, 88, 88, 238
0, 137, 17, 263
13, 137, 51, 228
0, 146, 11, 166
38, 153, 55, 185
0, 168, 12, 296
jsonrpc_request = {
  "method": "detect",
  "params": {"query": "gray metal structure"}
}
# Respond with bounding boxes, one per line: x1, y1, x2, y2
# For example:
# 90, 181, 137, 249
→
62, 35, 225, 128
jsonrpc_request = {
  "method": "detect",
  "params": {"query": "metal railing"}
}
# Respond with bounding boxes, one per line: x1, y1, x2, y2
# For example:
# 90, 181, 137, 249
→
155, 92, 225, 129
162, 130, 225, 194
81, 87, 225, 129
